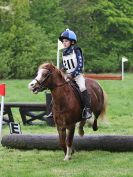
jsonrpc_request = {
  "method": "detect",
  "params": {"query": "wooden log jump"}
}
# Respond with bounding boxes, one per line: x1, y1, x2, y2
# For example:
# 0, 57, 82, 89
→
2, 134, 133, 152
84, 74, 122, 80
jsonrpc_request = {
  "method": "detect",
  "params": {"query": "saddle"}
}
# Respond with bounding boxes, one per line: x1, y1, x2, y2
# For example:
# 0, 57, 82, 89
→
69, 81, 84, 109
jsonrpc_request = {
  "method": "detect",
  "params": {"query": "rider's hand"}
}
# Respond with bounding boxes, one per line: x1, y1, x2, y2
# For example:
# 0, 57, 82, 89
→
61, 67, 67, 73
66, 74, 73, 82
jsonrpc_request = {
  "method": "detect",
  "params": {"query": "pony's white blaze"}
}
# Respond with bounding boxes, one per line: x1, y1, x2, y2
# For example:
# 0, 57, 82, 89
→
64, 146, 72, 161
28, 79, 37, 91
35, 69, 45, 81
28, 68, 47, 92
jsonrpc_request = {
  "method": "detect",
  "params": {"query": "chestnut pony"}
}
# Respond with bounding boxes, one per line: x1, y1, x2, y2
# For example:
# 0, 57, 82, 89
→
28, 63, 107, 160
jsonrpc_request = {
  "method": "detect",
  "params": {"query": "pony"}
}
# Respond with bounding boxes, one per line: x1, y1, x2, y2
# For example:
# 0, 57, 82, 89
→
28, 63, 107, 160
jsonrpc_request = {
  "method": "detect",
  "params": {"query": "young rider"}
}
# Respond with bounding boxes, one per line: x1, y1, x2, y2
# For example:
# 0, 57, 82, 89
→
59, 29, 92, 119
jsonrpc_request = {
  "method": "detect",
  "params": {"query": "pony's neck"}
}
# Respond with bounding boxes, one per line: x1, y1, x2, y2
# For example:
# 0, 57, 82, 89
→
51, 84, 70, 110
50, 69, 70, 108
51, 70, 66, 88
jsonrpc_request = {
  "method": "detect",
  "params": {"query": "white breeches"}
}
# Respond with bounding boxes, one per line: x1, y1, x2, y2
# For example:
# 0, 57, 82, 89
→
74, 74, 86, 92
65, 74, 86, 92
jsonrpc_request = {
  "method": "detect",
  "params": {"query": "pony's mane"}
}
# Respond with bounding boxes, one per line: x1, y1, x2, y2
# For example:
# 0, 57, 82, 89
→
39, 63, 55, 70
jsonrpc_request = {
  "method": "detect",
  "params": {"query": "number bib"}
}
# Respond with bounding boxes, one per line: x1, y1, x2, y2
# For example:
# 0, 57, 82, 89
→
62, 50, 77, 74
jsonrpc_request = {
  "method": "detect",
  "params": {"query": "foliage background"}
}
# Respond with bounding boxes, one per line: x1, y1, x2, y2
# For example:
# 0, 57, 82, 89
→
0, 0, 132, 78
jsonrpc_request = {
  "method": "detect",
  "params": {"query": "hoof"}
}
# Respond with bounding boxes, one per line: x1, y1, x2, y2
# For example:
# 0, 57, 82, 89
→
64, 156, 71, 161
78, 128, 84, 136
92, 125, 98, 131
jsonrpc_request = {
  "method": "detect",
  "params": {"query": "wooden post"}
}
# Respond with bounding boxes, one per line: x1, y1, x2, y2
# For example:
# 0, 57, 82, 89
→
84, 74, 122, 80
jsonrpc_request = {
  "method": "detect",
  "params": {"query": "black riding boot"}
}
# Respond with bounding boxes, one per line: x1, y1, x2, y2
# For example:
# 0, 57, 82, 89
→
82, 90, 92, 119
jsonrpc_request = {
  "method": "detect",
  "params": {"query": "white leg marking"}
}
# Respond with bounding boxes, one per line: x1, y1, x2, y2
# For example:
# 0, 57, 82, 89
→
64, 146, 72, 161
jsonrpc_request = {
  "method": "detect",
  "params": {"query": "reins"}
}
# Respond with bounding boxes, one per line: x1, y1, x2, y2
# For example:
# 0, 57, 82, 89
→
54, 81, 68, 88
35, 69, 68, 90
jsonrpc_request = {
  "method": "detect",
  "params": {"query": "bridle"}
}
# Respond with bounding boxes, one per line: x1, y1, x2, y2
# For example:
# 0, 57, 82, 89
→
35, 69, 68, 91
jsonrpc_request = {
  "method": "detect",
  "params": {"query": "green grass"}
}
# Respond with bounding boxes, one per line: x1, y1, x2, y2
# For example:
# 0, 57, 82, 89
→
3, 79, 45, 103
0, 73, 133, 177
0, 148, 132, 177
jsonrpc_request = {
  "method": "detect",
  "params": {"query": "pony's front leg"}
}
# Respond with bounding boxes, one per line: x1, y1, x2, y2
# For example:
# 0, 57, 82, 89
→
64, 126, 75, 161
57, 127, 67, 155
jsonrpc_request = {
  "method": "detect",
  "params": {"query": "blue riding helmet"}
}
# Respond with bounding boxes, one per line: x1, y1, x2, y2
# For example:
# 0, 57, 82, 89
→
59, 29, 77, 43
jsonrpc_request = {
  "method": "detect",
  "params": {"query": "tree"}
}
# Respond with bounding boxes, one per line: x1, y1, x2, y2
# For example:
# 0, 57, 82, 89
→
61, 0, 133, 72
0, 0, 55, 78
30, 0, 65, 43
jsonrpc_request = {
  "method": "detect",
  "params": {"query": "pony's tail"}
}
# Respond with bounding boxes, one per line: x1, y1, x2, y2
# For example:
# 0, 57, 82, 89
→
99, 90, 108, 121
92, 89, 108, 131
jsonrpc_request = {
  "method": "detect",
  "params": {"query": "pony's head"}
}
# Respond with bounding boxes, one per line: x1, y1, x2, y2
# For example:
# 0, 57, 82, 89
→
28, 63, 65, 94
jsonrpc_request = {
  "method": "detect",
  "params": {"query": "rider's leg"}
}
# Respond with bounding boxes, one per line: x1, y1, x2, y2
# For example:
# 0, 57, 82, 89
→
75, 74, 92, 119
81, 90, 92, 119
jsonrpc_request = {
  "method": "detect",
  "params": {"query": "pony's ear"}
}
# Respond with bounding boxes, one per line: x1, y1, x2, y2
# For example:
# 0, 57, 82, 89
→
48, 63, 56, 72
39, 62, 56, 72
50, 62, 55, 69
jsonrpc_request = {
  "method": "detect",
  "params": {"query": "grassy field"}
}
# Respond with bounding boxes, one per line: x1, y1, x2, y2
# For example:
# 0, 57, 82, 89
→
0, 73, 133, 177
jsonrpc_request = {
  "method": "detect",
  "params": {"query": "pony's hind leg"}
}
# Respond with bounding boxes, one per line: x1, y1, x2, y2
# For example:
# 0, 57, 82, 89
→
93, 113, 100, 131
93, 118, 98, 131
64, 126, 75, 161
77, 120, 86, 136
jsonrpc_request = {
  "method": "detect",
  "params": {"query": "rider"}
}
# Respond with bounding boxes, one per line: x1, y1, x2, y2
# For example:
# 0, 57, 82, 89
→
59, 28, 92, 119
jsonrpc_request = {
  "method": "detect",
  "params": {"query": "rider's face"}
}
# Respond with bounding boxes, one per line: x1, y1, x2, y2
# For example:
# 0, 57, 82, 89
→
62, 39, 71, 48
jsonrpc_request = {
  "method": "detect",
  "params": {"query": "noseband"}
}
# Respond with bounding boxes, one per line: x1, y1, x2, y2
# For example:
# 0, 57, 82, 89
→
35, 69, 68, 91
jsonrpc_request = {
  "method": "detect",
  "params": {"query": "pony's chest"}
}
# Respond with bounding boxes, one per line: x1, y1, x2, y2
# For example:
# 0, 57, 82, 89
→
53, 111, 81, 127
